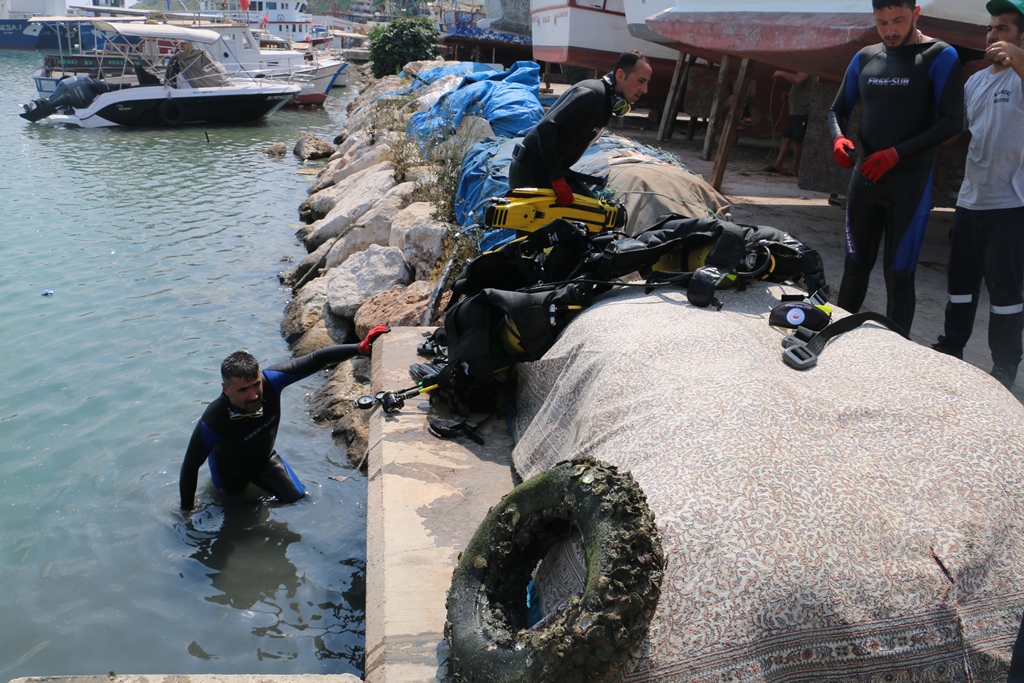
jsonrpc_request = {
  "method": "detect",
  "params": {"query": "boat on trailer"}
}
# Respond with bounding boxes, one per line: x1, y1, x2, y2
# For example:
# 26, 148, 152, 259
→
640, 0, 989, 84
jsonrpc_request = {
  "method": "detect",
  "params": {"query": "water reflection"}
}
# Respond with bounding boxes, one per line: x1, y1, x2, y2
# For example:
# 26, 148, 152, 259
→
188, 499, 301, 611
180, 497, 365, 669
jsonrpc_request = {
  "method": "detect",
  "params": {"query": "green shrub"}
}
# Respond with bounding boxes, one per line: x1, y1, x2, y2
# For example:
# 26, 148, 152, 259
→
368, 17, 442, 79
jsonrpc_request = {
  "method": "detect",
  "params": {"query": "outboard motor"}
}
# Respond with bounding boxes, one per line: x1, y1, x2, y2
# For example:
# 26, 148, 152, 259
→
20, 76, 117, 122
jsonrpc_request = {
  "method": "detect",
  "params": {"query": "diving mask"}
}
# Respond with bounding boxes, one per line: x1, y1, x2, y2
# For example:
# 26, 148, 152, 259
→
612, 96, 631, 118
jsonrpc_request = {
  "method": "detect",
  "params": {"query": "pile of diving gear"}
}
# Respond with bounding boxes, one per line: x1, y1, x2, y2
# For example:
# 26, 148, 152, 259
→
358, 213, 830, 421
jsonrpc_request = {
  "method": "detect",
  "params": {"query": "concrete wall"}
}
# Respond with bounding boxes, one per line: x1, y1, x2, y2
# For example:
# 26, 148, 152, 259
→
363, 328, 515, 683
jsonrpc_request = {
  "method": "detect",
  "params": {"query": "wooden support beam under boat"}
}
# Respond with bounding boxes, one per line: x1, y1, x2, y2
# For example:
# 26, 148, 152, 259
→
710, 57, 754, 191
657, 52, 694, 143
702, 54, 731, 161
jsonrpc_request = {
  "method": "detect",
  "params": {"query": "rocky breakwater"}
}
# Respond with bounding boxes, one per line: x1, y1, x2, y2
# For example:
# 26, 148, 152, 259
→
278, 61, 475, 467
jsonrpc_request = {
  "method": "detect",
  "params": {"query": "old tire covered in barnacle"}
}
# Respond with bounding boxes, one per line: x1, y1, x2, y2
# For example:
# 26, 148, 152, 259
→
444, 457, 664, 683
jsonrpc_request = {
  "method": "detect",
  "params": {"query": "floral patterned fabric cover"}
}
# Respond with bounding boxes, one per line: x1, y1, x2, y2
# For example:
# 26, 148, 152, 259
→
512, 284, 1024, 682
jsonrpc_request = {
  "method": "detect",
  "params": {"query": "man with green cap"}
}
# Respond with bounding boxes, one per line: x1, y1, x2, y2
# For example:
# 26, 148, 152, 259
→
932, 0, 1024, 390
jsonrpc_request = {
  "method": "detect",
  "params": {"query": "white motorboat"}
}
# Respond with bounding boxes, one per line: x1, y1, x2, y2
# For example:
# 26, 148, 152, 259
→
179, 20, 347, 103
20, 22, 299, 128
29, 16, 347, 106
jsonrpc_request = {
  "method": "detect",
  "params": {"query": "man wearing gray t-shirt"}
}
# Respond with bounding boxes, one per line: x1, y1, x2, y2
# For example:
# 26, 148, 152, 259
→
933, 0, 1024, 389
764, 71, 819, 176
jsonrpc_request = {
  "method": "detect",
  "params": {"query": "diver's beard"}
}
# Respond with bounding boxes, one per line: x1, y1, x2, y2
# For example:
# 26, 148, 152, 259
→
895, 23, 918, 47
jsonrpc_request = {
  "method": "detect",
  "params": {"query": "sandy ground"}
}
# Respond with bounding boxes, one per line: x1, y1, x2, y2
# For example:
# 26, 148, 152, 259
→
612, 115, 1023, 402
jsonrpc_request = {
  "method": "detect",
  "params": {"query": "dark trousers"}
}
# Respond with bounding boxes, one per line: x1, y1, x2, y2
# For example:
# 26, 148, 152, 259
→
837, 167, 934, 335
942, 205, 1024, 368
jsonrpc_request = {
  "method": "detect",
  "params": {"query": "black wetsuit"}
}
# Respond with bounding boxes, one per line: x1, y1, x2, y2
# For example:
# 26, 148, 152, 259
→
508, 74, 614, 193
828, 39, 964, 334
179, 344, 359, 510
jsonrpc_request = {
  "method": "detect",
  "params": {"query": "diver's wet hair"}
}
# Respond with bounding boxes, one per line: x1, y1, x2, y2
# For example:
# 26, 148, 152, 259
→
615, 50, 649, 75
872, 0, 915, 11
221, 350, 260, 382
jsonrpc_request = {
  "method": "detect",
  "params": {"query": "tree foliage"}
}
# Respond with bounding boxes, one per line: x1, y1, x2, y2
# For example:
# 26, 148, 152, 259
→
368, 17, 441, 79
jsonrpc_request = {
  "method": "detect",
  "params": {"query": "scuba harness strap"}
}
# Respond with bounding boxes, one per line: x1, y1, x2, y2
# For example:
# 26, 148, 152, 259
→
782, 311, 908, 370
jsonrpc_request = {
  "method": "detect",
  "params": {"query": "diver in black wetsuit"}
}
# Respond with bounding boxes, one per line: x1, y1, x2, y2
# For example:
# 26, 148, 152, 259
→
508, 50, 653, 207
827, 0, 964, 335
179, 326, 389, 512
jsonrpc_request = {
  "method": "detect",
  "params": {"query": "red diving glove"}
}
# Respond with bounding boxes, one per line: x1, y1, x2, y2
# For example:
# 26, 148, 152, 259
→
551, 178, 575, 207
358, 325, 390, 355
860, 148, 899, 183
832, 136, 856, 168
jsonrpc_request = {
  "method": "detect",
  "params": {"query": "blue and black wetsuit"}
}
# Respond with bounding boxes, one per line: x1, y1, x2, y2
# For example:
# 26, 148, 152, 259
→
179, 344, 360, 510
508, 74, 614, 193
828, 39, 964, 334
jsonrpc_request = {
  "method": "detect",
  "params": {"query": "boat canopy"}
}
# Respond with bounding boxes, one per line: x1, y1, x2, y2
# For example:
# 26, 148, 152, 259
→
28, 15, 144, 23
91, 20, 223, 45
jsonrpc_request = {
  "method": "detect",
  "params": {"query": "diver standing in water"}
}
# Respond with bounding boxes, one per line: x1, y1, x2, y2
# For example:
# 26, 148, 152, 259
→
508, 50, 653, 206
179, 326, 388, 512
827, 0, 964, 334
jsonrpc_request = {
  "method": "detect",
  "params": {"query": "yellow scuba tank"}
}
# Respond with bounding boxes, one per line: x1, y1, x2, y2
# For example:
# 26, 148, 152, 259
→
481, 188, 627, 234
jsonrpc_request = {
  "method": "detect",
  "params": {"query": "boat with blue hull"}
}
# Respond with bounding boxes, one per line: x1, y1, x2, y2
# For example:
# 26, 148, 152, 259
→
0, 0, 66, 49
0, 18, 42, 48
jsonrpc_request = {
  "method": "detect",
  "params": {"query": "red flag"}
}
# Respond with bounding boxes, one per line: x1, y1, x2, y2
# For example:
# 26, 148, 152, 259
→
239, 0, 250, 9
260, 12, 268, 25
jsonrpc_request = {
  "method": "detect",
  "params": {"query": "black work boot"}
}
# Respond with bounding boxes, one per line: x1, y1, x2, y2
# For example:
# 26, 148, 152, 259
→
931, 337, 964, 360
991, 364, 1018, 389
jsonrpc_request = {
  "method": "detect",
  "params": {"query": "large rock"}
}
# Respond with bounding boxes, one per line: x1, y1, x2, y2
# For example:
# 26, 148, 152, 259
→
294, 131, 336, 160
454, 114, 495, 148
353, 280, 434, 337
281, 275, 329, 344
333, 128, 370, 162
326, 244, 412, 320
401, 59, 448, 78
279, 237, 335, 289
388, 202, 449, 280
289, 320, 339, 358
309, 140, 388, 195
313, 357, 375, 470
282, 275, 355, 354
325, 182, 420, 270
415, 74, 462, 112
299, 170, 362, 224
298, 162, 393, 225
309, 357, 374, 469
299, 167, 397, 251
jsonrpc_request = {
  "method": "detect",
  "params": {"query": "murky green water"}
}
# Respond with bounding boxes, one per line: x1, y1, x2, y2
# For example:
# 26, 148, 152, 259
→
0, 50, 366, 678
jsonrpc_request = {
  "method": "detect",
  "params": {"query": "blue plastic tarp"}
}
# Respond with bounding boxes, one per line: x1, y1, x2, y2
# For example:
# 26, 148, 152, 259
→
403, 61, 500, 85
455, 137, 518, 250
407, 61, 544, 153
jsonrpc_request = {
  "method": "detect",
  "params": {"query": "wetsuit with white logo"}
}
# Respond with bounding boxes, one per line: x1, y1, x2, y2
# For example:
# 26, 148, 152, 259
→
508, 75, 614, 192
179, 344, 359, 510
828, 40, 964, 334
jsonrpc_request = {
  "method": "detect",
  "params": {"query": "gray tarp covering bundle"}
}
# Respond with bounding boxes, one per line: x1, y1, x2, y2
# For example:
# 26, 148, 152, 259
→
167, 47, 233, 89
512, 284, 1024, 682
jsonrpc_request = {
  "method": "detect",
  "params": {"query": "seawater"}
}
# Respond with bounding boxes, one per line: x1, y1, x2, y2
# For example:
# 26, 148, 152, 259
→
0, 50, 366, 678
